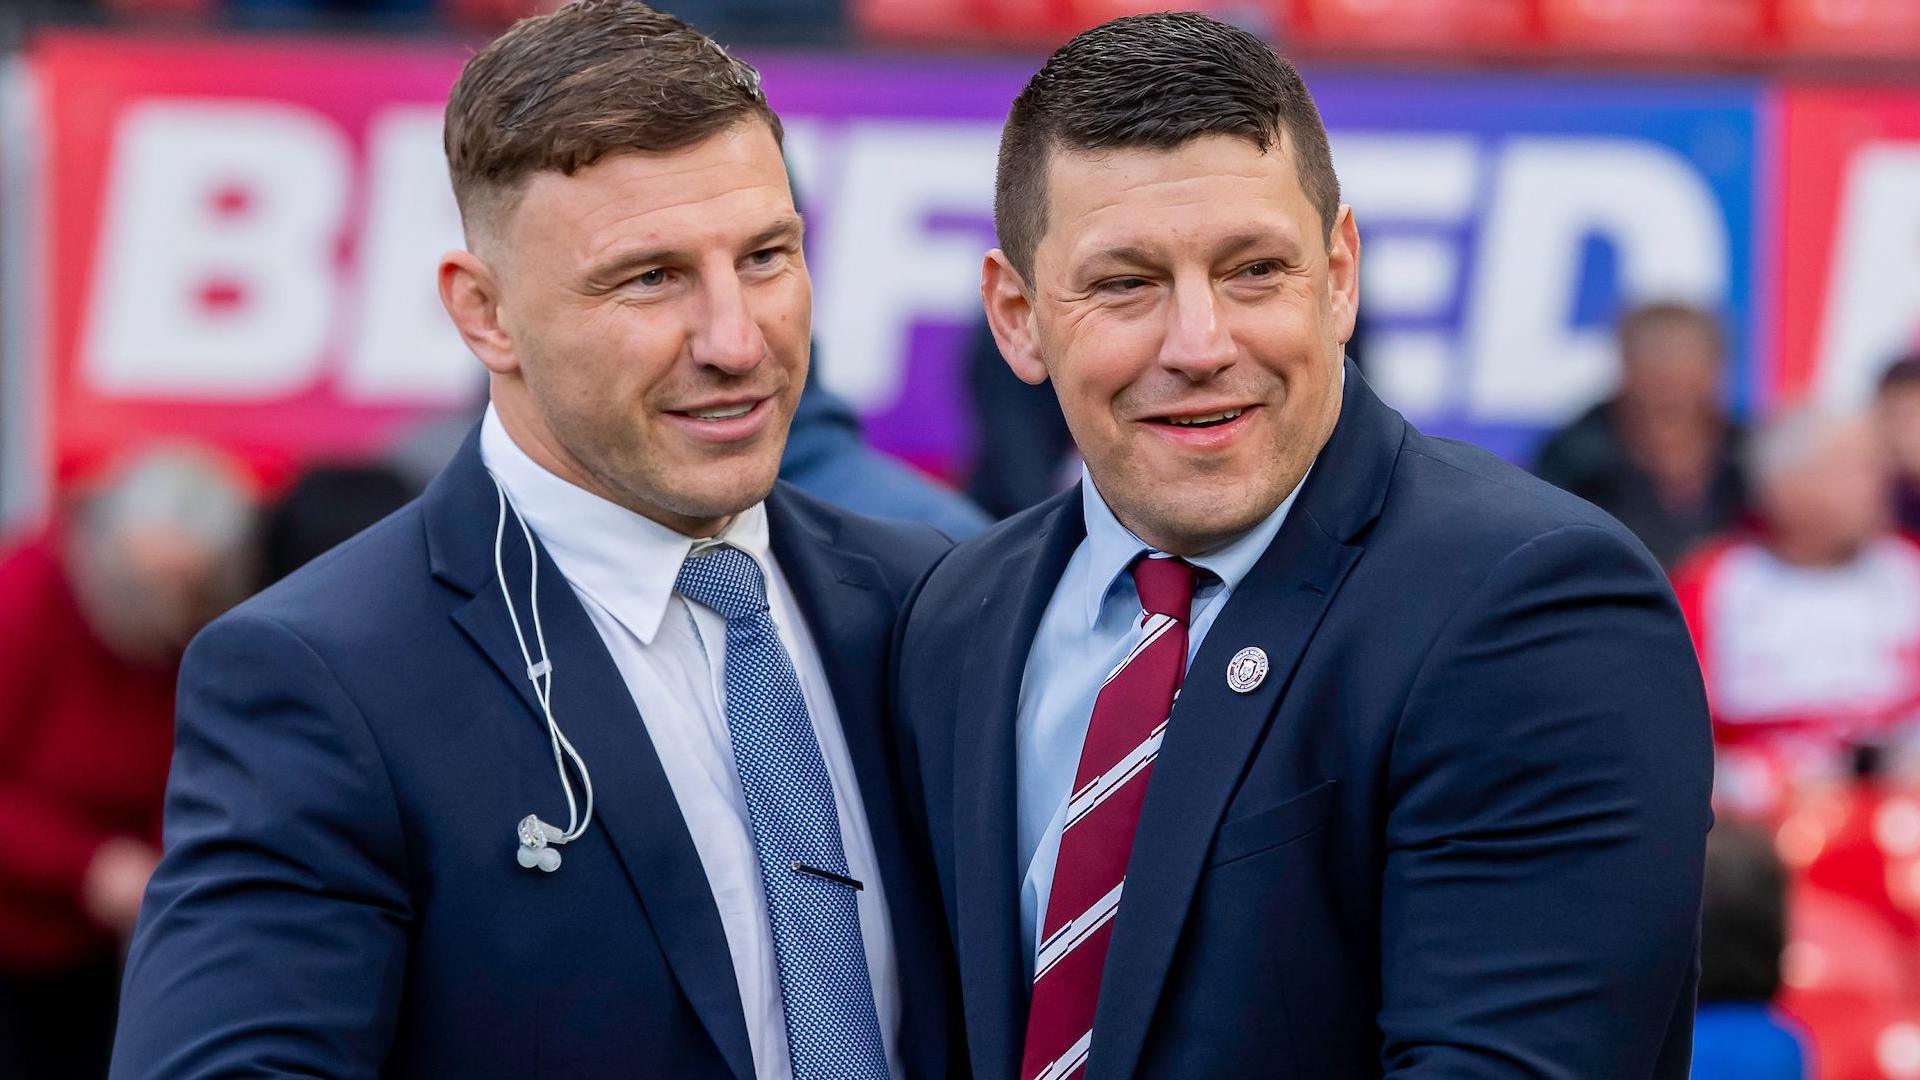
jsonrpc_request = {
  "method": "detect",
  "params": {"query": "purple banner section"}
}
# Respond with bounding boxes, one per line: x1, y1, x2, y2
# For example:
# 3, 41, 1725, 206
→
754, 53, 1036, 478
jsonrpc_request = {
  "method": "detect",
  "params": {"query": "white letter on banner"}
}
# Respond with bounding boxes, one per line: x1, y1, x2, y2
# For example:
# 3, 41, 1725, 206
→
778, 118, 833, 213
809, 121, 1000, 411
343, 104, 477, 404
1463, 138, 1727, 423
82, 100, 350, 398
1815, 144, 1920, 408
1331, 134, 1481, 415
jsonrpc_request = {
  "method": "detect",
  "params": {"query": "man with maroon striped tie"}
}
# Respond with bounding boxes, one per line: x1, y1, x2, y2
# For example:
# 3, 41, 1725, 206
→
892, 12, 1713, 1079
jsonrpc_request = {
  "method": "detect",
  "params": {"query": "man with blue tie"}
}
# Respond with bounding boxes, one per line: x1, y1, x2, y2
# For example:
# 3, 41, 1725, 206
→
111, 3, 956, 1077
894, 13, 1714, 1079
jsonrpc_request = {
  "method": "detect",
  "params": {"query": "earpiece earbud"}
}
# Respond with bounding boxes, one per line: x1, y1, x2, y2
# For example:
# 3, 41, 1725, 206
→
516, 814, 566, 873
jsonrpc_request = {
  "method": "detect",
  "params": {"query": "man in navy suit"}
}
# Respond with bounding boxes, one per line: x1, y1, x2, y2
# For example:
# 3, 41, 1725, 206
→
112, 4, 956, 1077
893, 13, 1714, 1079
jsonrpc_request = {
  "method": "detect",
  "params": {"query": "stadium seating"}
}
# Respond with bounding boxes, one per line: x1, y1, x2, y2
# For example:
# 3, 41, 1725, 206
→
1284, 0, 1531, 50
852, 0, 1920, 59
1776, 0, 1920, 56
1536, 0, 1765, 54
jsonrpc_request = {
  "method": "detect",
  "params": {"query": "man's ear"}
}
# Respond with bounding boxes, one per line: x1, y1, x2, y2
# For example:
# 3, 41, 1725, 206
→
982, 249, 1048, 386
1327, 204, 1360, 347
438, 250, 518, 376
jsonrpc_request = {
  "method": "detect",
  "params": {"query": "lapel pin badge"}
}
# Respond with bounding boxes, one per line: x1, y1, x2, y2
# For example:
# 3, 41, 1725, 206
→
1227, 646, 1269, 694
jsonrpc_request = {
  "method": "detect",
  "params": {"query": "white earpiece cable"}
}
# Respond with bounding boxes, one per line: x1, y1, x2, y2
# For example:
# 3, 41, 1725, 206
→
489, 473, 595, 847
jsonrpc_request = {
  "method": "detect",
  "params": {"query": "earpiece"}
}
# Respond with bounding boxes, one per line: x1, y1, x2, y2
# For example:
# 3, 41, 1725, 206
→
516, 814, 566, 872
492, 473, 597, 875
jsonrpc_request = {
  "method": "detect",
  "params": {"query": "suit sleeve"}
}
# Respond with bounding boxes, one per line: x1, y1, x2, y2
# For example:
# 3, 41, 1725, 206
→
1378, 523, 1713, 1080
111, 613, 412, 1080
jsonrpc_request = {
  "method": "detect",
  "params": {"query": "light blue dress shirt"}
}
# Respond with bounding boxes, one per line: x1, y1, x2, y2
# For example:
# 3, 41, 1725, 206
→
1014, 466, 1307, 971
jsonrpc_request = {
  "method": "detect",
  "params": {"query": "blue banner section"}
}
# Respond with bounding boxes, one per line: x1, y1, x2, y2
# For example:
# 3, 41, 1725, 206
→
1306, 72, 1761, 462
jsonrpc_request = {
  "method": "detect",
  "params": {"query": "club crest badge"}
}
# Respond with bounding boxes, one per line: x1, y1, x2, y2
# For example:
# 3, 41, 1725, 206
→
1226, 646, 1269, 693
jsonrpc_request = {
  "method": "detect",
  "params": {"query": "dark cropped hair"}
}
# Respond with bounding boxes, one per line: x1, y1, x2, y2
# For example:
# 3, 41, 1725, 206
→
1699, 820, 1786, 1004
1878, 352, 1920, 396
993, 11, 1340, 283
444, 0, 782, 240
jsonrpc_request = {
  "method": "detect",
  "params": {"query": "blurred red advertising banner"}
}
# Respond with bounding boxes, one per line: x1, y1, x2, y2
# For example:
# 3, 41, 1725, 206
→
1774, 87, 1920, 410
17, 32, 475, 507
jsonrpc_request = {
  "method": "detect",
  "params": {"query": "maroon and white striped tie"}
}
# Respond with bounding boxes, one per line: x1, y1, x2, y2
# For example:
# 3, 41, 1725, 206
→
1020, 553, 1197, 1080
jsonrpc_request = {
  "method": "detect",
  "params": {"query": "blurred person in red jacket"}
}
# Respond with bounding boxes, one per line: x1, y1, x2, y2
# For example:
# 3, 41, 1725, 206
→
1675, 408, 1920, 788
0, 447, 253, 1080
1535, 301, 1750, 568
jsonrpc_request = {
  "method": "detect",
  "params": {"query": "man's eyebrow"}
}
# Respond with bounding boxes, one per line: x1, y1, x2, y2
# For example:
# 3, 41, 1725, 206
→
1212, 231, 1304, 261
1077, 245, 1158, 272
741, 215, 805, 252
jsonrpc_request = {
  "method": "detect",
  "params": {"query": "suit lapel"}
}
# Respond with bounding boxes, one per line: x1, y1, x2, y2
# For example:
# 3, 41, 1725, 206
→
1088, 519, 1359, 1080
953, 489, 1087, 1080
764, 488, 954, 1078
427, 433, 756, 1080
1089, 364, 1402, 1080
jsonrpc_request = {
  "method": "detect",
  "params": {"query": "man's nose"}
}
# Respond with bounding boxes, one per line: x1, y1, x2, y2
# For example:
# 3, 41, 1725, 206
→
692, 274, 768, 376
1157, 280, 1235, 381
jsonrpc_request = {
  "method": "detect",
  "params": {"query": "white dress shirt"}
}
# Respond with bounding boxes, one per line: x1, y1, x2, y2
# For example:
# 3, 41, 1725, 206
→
480, 407, 902, 1080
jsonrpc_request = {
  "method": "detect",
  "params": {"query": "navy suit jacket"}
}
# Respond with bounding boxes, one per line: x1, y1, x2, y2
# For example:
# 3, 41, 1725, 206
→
111, 432, 960, 1079
894, 366, 1714, 1079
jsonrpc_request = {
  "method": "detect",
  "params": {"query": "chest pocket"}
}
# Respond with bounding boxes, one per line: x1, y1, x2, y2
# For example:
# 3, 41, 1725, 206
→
1208, 779, 1337, 868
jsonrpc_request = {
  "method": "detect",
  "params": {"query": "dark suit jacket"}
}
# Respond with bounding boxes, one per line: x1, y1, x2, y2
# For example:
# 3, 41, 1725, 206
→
111, 431, 959, 1079
894, 366, 1714, 1079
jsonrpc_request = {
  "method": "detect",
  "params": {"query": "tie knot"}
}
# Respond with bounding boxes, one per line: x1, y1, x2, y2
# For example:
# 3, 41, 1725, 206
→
674, 545, 770, 622
1131, 553, 1197, 622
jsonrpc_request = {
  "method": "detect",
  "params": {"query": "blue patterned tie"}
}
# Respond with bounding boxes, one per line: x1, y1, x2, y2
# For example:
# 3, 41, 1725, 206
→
674, 545, 891, 1080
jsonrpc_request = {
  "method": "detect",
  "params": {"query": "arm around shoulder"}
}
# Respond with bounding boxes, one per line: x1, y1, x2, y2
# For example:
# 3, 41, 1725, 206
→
111, 612, 412, 1080
1378, 523, 1713, 1079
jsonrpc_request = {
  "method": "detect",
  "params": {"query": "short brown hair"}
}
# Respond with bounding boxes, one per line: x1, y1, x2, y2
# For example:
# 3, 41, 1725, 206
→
443, 0, 782, 239
993, 12, 1340, 284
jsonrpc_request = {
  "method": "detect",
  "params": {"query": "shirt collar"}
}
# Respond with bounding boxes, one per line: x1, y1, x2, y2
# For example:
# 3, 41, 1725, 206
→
478, 404, 772, 646
1078, 463, 1309, 630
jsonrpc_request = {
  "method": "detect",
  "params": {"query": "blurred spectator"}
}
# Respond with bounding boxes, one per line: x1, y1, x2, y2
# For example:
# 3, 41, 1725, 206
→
1876, 352, 1920, 536
1693, 820, 1808, 1079
1535, 301, 1748, 567
964, 318, 1075, 520
1674, 409, 1920, 767
259, 463, 418, 586
0, 447, 254, 1080
782, 365, 991, 538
